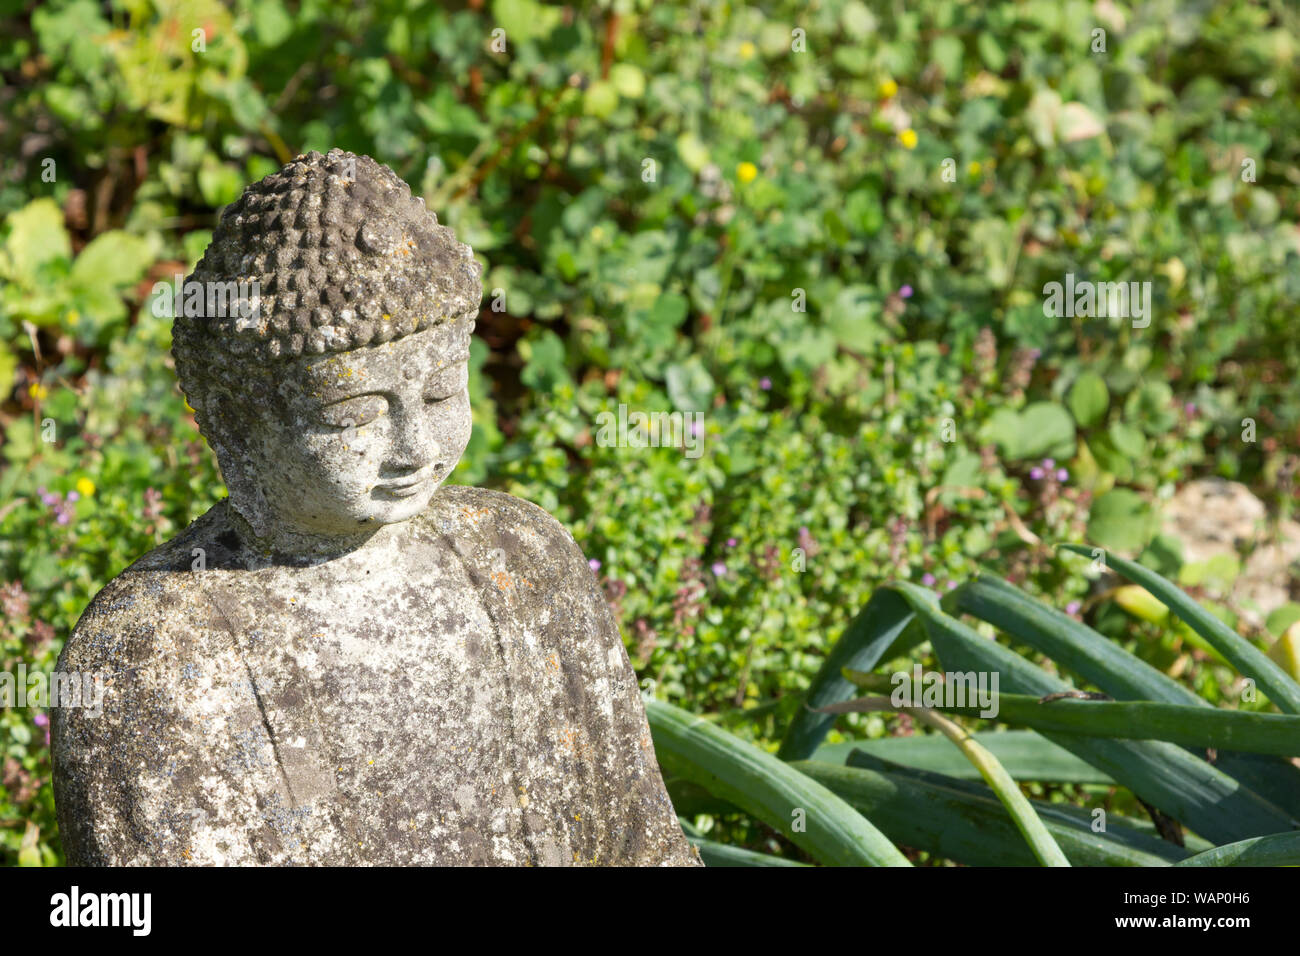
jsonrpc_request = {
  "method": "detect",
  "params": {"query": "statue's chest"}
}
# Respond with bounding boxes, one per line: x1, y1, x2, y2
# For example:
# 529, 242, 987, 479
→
190, 548, 586, 864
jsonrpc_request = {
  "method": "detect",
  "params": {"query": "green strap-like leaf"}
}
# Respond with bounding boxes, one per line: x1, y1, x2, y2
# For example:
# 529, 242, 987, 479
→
820, 671, 1069, 864
849, 688, 1300, 757
844, 749, 1215, 855
689, 838, 810, 867
947, 573, 1300, 815
813, 729, 1115, 784
904, 701, 1071, 866
646, 698, 911, 866
778, 587, 924, 760
795, 760, 1185, 867
886, 581, 1298, 843
948, 572, 1204, 704
1061, 544, 1300, 714
1174, 830, 1300, 867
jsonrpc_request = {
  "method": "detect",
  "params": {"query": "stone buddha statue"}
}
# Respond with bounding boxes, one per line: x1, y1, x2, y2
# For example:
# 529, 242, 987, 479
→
52, 149, 699, 866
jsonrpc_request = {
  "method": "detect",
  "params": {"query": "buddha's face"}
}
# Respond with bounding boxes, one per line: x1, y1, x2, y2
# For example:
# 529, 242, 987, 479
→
234, 326, 472, 538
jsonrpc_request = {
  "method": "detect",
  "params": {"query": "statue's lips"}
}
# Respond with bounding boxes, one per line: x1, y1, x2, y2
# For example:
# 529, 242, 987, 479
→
375, 473, 433, 498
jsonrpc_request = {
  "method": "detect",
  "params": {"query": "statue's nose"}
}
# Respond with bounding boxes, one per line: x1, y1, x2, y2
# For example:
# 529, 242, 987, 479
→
385, 397, 438, 473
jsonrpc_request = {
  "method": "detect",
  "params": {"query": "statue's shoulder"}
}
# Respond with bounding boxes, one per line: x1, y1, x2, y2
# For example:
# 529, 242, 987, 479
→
424, 484, 588, 570
53, 501, 259, 865
58, 501, 242, 674
420, 484, 610, 623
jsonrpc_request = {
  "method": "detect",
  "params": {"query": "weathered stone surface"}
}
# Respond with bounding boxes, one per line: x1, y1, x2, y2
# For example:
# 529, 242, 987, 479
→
1161, 478, 1268, 566
1162, 478, 1300, 629
53, 150, 699, 866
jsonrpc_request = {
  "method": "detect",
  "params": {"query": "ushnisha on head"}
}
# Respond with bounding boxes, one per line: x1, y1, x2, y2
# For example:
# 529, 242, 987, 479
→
173, 149, 483, 550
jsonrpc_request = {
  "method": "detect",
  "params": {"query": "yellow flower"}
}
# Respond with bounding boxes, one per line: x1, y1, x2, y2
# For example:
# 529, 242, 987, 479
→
28, 382, 48, 400
967, 160, 982, 176
738, 41, 756, 60
737, 161, 758, 183
898, 129, 918, 149
66, 310, 80, 325
878, 78, 899, 99
75, 477, 96, 498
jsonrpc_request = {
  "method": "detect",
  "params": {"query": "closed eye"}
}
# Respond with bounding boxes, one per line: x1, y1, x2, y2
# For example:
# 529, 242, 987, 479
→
317, 394, 388, 428
424, 364, 468, 404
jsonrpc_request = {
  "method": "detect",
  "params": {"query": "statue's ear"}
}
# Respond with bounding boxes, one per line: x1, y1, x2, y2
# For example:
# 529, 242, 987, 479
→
191, 381, 236, 453
198, 382, 274, 538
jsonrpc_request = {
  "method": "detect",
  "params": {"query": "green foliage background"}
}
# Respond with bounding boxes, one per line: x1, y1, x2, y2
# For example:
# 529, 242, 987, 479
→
1, 0, 1298, 864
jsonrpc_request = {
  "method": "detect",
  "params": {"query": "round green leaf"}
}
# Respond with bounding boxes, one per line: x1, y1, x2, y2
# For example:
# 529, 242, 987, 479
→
1068, 371, 1109, 427
1088, 488, 1157, 553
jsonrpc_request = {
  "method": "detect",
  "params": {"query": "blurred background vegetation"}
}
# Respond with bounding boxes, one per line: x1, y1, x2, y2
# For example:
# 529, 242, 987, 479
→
1, 0, 1298, 864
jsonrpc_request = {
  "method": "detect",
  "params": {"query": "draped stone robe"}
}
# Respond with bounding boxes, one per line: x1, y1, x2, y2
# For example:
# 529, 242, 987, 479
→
53, 486, 699, 866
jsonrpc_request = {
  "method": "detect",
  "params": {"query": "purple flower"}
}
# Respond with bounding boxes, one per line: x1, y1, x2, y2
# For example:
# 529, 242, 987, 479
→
759, 377, 772, 391
1030, 467, 1045, 480
945, 581, 958, 591
711, 562, 728, 577
588, 559, 601, 573
727, 537, 737, 547
1056, 468, 1068, 482
1043, 459, 1055, 469
66, 490, 80, 503
921, 573, 936, 587
1184, 402, 1196, 415
56, 512, 70, 526
1065, 601, 1082, 616
39, 486, 59, 507
899, 285, 914, 299
33, 713, 48, 727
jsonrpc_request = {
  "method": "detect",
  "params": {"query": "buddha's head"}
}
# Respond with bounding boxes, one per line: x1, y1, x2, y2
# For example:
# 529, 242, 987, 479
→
172, 149, 482, 546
